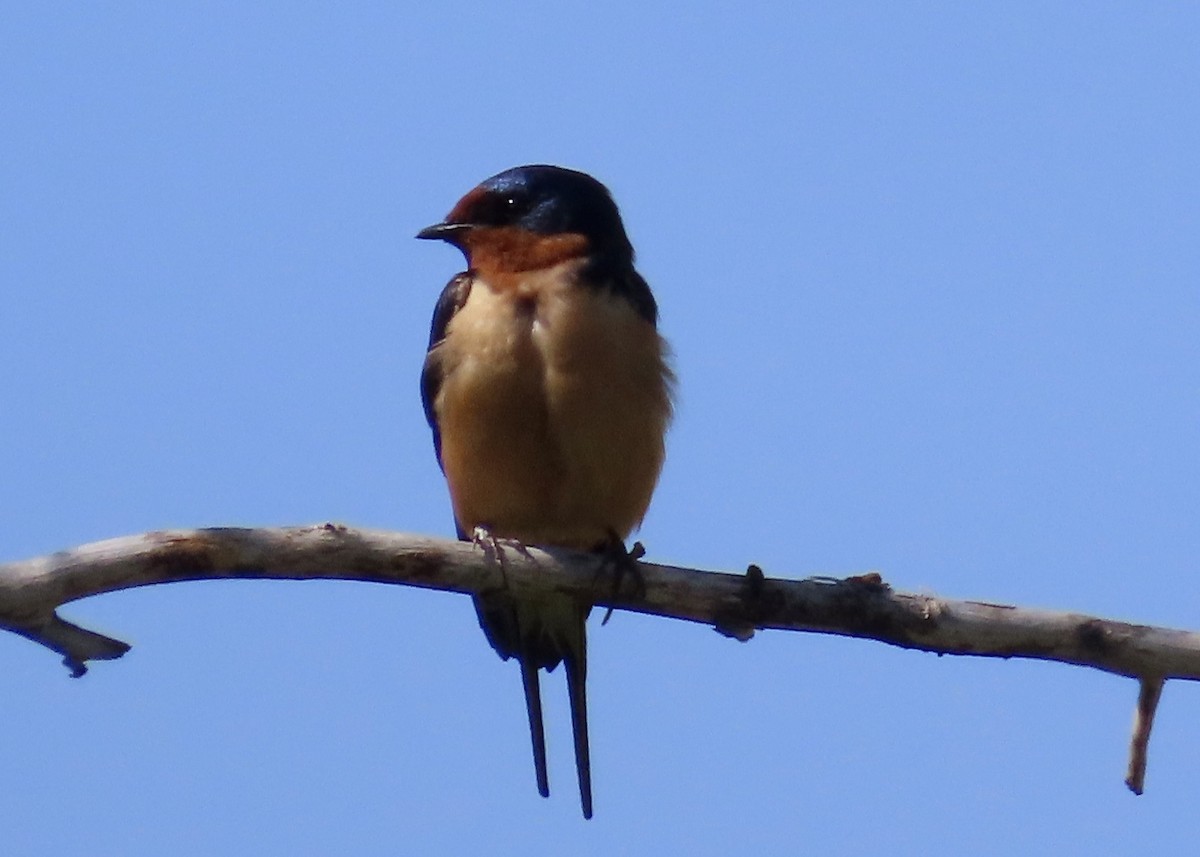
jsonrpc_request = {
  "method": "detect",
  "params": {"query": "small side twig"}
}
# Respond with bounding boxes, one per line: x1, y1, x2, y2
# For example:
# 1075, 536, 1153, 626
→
1125, 675, 1165, 795
8, 612, 131, 677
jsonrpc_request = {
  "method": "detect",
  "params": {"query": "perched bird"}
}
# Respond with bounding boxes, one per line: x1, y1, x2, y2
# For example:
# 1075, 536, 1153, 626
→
417, 165, 673, 818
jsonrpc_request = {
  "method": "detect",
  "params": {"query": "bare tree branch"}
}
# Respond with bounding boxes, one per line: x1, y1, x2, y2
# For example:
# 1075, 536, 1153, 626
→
2, 524, 1195, 791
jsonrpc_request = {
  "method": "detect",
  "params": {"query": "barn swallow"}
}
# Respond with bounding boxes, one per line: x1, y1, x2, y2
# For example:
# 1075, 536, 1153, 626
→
417, 165, 673, 818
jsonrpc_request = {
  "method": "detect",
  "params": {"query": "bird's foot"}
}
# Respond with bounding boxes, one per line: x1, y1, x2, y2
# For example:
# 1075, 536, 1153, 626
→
471, 525, 533, 589
471, 525, 533, 564
595, 530, 646, 626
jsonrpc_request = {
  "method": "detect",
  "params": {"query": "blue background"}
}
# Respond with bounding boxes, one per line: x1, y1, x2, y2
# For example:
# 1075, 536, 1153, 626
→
2, 3, 1198, 854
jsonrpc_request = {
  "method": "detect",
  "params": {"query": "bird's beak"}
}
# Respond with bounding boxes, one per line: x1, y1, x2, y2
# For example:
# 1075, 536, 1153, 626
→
416, 221, 474, 243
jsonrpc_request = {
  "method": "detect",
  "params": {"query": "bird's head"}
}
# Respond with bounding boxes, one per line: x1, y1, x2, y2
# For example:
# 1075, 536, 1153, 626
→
417, 165, 635, 274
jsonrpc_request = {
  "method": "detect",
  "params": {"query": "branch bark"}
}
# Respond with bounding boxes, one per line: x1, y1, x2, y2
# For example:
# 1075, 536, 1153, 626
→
2, 524, 1193, 790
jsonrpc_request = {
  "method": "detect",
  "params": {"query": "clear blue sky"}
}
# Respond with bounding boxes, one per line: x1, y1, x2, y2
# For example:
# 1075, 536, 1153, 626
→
2, 3, 1198, 854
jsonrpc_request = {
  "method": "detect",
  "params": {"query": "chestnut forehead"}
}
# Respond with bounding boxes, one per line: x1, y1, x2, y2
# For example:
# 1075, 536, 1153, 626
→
445, 185, 493, 223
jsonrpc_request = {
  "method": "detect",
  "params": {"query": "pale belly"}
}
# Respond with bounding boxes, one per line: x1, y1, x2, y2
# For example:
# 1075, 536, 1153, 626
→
433, 268, 672, 550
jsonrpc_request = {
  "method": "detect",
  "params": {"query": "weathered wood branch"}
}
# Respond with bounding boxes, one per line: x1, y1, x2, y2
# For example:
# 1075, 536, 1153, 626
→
2, 524, 1194, 792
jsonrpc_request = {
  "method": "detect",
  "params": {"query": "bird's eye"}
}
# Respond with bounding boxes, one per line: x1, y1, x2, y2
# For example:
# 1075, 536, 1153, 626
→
474, 190, 529, 225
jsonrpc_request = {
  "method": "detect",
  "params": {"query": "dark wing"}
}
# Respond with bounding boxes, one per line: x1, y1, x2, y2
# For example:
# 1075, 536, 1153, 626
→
616, 268, 658, 326
419, 272, 472, 470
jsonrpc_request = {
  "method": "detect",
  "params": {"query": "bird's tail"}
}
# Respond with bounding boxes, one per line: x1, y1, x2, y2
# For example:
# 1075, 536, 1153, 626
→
475, 590, 593, 818
563, 638, 592, 819
519, 657, 550, 798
